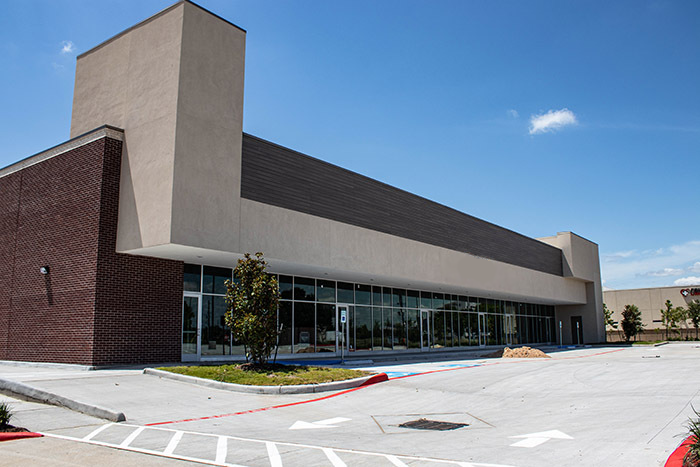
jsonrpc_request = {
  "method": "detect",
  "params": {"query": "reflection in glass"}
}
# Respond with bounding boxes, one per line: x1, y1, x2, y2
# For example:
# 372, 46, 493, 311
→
392, 308, 406, 349
294, 277, 315, 301
184, 264, 201, 292
317, 280, 335, 303
294, 302, 315, 353
372, 307, 383, 350
355, 306, 372, 350
407, 290, 420, 308
203, 266, 232, 295
383, 308, 392, 350
201, 295, 229, 356
420, 291, 432, 309
406, 310, 419, 349
355, 284, 371, 305
337, 282, 354, 304
433, 311, 445, 348
316, 304, 336, 352
278, 301, 293, 354
279, 275, 293, 300
182, 297, 198, 354
372, 286, 382, 306
421, 311, 430, 349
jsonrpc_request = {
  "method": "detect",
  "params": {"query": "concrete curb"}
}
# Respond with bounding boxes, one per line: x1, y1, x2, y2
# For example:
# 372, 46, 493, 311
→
0, 377, 125, 422
0, 360, 95, 371
144, 368, 388, 394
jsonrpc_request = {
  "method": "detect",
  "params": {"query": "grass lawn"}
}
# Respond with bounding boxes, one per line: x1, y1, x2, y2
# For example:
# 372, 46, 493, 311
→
158, 364, 372, 386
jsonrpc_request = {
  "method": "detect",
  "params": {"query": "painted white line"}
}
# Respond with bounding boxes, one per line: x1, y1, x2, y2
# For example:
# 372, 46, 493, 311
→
316, 417, 351, 426
216, 436, 228, 464
386, 454, 408, 466
164, 430, 184, 455
510, 437, 548, 448
456, 463, 477, 467
83, 423, 112, 441
119, 426, 145, 448
266, 441, 283, 467
323, 448, 346, 467
42, 432, 248, 467
47, 424, 521, 467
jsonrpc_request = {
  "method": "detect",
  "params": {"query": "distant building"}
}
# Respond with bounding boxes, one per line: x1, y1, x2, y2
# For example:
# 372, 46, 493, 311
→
0, 1, 605, 366
603, 285, 700, 339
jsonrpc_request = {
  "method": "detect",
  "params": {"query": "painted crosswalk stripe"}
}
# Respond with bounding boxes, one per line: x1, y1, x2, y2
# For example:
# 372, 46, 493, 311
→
215, 436, 228, 464
163, 430, 184, 455
323, 448, 346, 467
266, 442, 283, 467
120, 426, 145, 448
83, 424, 112, 441
386, 455, 408, 466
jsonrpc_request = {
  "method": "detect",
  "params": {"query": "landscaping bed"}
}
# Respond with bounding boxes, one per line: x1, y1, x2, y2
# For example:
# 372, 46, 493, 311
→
158, 363, 372, 386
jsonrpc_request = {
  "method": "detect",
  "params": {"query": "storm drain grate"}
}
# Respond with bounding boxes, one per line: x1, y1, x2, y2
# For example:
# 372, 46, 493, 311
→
398, 418, 468, 431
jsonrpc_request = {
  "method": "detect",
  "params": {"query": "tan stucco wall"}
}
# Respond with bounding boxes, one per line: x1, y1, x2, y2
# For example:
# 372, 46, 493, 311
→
70, 2, 246, 252
604, 286, 699, 330
71, 3, 185, 248
170, 2, 245, 253
539, 232, 606, 344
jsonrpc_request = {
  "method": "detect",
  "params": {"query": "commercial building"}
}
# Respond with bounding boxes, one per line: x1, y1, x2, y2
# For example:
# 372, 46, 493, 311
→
0, 1, 605, 366
604, 285, 700, 340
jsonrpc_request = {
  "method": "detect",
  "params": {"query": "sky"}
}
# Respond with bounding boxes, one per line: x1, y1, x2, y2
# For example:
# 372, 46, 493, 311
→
1, 0, 699, 291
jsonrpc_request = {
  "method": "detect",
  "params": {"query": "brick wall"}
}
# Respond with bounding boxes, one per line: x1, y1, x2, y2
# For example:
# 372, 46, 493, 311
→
0, 135, 183, 365
93, 138, 183, 365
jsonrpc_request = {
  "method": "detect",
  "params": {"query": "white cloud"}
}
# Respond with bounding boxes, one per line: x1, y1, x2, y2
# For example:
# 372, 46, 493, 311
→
61, 40, 75, 54
601, 240, 700, 289
674, 276, 700, 286
507, 109, 519, 118
529, 108, 578, 135
646, 268, 684, 277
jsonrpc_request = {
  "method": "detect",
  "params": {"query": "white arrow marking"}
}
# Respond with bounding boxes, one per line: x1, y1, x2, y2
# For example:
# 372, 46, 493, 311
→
289, 417, 351, 430
509, 430, 573, 448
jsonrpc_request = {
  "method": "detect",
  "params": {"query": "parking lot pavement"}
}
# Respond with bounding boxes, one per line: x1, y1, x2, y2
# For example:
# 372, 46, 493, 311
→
1, 344, 699, 466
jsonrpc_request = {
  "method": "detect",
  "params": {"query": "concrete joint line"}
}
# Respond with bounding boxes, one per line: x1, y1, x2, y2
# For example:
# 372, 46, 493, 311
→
143, 368, 386, 394
0, 377, 126, 422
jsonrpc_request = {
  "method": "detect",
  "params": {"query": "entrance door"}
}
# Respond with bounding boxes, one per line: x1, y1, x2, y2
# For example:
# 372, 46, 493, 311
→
182, 294, 201, 361
478, 313, 487, 347
420, 310, 431, 350
504, 315, 513, 346
571, 316, 584, 345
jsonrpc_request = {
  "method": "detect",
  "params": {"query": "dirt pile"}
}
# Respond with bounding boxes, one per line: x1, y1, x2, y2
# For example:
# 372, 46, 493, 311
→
483, 346, 550, 359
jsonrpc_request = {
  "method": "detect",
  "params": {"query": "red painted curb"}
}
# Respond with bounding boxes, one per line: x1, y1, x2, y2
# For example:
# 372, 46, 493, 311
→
360, 372, 389, 386
665, 435, 696, 467
0, 432, 44, 442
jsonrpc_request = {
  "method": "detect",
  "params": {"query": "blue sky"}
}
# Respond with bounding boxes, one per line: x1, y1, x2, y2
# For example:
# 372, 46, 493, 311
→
1, 0, 699, 291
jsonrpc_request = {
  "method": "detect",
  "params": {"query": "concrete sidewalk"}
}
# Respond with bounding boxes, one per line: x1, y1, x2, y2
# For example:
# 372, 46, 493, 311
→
1, 344, 698, 466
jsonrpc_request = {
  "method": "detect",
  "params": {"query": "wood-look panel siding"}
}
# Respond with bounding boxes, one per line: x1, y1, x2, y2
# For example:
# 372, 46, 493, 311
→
241, 134, 563, 276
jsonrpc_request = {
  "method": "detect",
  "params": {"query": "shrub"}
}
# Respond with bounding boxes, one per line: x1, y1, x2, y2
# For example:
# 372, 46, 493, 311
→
0, 401, 13, 426
224, 252, 280, 365
684, 407, 700, 467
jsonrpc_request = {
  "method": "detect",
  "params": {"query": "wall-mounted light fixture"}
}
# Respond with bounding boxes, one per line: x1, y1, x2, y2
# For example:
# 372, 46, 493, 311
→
39, 266, 50, 275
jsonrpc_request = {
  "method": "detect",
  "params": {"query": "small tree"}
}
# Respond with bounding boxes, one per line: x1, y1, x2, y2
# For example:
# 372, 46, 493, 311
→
620, 304, 643, 342
661, 299, 674, 340
673, 306, 688, 339
224, 252, 280, 365
603, 303, 618, 342
687, 300, 700, 340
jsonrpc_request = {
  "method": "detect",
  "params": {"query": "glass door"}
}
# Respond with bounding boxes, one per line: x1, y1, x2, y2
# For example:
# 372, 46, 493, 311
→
478, 312, 487, 347
504, 315, 513, 346
420, 309, 431, 351
182, 294, 201, 361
